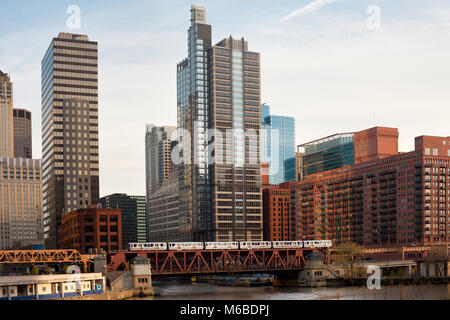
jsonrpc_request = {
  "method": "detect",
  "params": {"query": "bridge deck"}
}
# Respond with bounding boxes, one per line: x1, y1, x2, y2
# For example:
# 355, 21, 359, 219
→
108, 248, 322, 274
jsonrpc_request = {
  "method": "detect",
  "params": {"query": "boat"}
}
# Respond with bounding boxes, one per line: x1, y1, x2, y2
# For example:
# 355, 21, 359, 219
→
214, 274, 274, 287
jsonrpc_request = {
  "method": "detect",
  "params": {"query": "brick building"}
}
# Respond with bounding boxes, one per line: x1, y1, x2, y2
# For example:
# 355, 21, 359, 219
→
262, 182, 294, 241
61, 207, 122, 253
294, 128, 450, 248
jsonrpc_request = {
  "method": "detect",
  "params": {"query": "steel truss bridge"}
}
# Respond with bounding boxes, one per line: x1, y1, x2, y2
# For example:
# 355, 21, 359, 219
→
107, 248, 324, 275
0, 250, 93, 272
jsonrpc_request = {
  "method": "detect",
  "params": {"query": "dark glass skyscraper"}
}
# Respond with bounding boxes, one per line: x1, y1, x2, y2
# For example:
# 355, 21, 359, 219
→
41, 33, 99, 248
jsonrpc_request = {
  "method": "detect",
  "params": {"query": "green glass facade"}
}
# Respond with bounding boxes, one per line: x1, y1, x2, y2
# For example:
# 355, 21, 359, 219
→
302, 134, 355, 177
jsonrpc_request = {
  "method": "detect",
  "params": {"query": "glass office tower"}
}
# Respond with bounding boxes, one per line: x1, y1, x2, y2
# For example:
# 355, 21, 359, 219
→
177, 6, 263, 241
261, 104, 296, 184
177, 5, 213, 241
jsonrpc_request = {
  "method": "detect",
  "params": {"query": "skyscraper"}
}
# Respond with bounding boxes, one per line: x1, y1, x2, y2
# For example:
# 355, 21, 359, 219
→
13, 108, 32, 158
0, 71, 14, 158
177, 5, 212, 241
145, 124, 176, 199
260, 104, 296, 184
41, 33, 99, 249
177, 6, 263, 242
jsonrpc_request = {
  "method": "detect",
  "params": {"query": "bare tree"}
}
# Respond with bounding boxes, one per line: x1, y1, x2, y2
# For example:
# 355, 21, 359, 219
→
425, 245, 449, 279
333, 242, 365, 280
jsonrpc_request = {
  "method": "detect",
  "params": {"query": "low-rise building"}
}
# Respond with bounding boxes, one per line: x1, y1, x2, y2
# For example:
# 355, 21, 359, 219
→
262, 182, 294, 241
61, 206, 122, 253
0, 157, 43, 249
294, 129, 450, 248
100, 194, 147, 248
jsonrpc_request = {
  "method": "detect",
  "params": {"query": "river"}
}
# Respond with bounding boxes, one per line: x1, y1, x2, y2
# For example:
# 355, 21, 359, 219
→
135, 280, 450, 300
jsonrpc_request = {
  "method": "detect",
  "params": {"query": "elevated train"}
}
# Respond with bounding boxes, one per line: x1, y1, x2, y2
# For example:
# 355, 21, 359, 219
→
129, 240, 332, 251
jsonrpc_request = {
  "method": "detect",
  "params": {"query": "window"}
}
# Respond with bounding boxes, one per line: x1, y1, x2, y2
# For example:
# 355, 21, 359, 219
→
100, 215, 107, 222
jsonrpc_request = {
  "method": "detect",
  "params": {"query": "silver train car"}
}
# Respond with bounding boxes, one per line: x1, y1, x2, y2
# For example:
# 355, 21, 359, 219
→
129, 240, 332, 251
303, 240, 332, 248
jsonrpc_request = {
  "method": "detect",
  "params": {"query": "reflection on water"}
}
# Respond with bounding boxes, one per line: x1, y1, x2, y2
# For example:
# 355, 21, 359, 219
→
135, 280, 450, 300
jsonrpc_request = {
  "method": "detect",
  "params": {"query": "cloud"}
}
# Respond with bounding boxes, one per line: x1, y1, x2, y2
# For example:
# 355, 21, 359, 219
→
281, 0, 337, 22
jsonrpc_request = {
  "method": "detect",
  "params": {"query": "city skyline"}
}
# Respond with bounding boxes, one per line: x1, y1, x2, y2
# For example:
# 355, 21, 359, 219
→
1, 0, 449, 197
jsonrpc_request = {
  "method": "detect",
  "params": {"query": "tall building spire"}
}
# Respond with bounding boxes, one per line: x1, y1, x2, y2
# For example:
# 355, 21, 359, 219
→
190, 5, 206, 25
0, 70, 14, 158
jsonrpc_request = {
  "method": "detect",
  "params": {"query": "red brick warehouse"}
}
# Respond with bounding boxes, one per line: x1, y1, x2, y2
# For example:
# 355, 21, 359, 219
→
61, 206, 122, 253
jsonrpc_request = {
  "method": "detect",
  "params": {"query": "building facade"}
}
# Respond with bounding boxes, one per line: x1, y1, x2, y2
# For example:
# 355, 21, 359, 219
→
13, 108, 32, 158
147, 180, 180, 242
131, 195, 147, 243
262, 183, 293, 241
177, 6, 263, 242
61, 207, 121, 253
0, 158, 43, 249
41, 33, 99, 249
145, 125, 176, 199
294, 129, 450, 248
299, 127, 399, 179
261, 104, 296, 184
100, 194, 147, 248
0, 71, 14, 158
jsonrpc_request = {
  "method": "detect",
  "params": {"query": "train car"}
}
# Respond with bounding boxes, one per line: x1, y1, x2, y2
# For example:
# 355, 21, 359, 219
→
129, 242, 168, 251
239, 241, 272, 250
303, 240, 332, 248
205, 242, 239, 250
272, 241, 303, 249
168, 242, 204, 251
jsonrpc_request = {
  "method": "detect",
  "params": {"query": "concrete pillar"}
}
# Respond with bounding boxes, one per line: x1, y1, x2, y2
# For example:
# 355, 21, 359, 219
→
60, 283, 65, 298
35, 284, 39, 300
7, 286, 11, 301
94, 255, 107, 275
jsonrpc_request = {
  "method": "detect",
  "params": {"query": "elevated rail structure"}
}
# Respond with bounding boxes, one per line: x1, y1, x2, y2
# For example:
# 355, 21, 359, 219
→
0, 250, 93, 272
107, 248, 324, 275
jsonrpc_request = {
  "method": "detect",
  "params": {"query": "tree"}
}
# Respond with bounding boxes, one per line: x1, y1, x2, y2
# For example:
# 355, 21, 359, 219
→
425, 245, 449, 279
333, 242, 365, 280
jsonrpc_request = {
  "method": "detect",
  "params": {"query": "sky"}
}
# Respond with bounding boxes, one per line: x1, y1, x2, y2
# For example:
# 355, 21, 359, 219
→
1, 0, 449, 197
